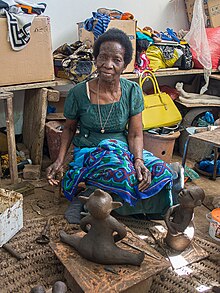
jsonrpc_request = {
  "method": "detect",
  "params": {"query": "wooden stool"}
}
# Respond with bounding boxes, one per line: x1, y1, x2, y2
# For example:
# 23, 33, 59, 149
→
182, 127, 220, 180
50, 227, 170, 293
0, 91, 18, 183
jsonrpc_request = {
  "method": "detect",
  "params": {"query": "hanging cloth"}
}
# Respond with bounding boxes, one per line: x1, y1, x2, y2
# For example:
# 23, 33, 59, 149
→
184, 0, 212, 94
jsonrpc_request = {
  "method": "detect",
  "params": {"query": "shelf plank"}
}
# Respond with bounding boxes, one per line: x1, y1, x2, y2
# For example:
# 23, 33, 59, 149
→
175, 99, 220, 108
46, 113, 66, 120
210, 74, 220, 81
0, 78, 72, 92
122, 69, 219, 80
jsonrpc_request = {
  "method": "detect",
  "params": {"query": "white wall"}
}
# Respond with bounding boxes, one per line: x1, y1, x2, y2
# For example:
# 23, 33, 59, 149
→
44, 0, 189, 50
0, 0, 189, 134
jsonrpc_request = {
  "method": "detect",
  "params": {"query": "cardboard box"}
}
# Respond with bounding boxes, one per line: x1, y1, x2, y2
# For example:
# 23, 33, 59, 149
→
185, 0, 220, 27
208, 0, 220, 27
77, 20, 137, 73
0, 16, 55, 86
0, 189, 23, 247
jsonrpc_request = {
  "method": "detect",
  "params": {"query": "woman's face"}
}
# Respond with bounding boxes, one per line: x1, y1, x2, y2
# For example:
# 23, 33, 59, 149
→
95, 41, 126, 82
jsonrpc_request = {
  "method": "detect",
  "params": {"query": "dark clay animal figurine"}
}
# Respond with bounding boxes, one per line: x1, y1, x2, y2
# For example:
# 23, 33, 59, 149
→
60, 189, 145, 266
30, 281, 67, 293
164, 186, 205, 251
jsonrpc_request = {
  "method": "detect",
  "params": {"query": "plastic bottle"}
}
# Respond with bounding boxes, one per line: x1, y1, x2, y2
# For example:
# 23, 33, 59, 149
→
17, 159, 32, 171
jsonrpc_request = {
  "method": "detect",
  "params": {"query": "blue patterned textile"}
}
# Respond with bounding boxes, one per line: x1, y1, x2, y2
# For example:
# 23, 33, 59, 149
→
62, 139, 173, 206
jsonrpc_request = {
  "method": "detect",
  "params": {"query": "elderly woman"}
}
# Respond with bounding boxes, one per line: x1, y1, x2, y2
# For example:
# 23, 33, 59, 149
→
46, 28, 173, 223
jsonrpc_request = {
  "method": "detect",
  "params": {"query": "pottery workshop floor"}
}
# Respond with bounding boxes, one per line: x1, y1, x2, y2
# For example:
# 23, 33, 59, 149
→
0, 155, 219, 293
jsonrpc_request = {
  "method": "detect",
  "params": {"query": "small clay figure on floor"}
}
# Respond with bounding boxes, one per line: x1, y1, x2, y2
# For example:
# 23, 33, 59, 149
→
164, 186, 205, 251
30, 281, 67, 293
60, 189, 145, 266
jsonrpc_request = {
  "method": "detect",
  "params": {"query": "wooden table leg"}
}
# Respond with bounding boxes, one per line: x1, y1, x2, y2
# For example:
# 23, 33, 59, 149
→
212, 146, 219, 180
4, 94, 18, 183
22, 88, 48, 166
0, 161, 3, 178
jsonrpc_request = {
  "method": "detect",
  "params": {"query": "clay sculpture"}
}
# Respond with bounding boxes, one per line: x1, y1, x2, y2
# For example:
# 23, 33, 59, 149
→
60, 189, 145, 266
164, 186, 205, 251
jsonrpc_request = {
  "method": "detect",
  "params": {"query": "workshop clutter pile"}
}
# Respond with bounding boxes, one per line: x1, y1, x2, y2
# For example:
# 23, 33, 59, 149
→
53, 7, 193, 79
0, 2, 54, 86
0, 128, 39, 180
53, 4, 220, 83
139, 70, 182, 163
53, 8, 136, 81
0, 127, 32, 178
135, 27, 193, 73
53, 41, 97, 83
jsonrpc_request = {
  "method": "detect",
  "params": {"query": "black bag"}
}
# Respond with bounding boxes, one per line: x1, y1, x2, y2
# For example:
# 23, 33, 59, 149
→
174, 44, 193, 70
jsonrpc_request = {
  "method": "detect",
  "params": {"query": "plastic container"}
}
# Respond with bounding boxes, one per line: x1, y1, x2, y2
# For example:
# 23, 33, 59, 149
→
143, 131, 180, 163
0, 189, 23, 247
206, 208, 220, 242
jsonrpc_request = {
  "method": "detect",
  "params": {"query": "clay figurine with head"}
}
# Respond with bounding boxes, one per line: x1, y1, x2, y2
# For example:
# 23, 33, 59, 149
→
164, 186, 205, 251
60, 189, 144, 266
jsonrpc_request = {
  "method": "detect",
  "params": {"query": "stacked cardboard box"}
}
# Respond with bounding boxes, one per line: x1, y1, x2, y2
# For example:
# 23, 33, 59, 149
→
77, 19, 137, 73
185, 0, 220, 27
0, 16, 54, 86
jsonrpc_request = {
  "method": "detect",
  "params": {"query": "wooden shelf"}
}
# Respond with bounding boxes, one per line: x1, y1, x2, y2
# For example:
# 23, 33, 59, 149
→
122, 69, 219, 80
47, 113, 66, 120
0, 78, 72, 92
175, 99, 220, 108
210, 74, 220, 81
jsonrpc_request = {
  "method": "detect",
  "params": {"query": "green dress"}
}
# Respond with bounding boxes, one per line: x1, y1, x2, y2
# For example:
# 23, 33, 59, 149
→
64, 78, 144, 147
63, 78, 173, 217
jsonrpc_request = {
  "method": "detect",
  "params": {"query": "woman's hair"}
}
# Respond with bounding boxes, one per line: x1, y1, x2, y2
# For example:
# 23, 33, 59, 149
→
93, 28, 133, 66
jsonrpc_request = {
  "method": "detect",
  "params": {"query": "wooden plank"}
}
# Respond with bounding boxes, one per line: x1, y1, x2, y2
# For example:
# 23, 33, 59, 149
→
46, 113, 66, 120
5, 181, 35, 196
4, 95, 18, 183
175, 100, 220, 108
50, 227, 170, 293
22, 88, 48, 165
47, 89, 60, 102
0, 78, 71, 92
210, 74, 220, 81
122, 69, 219, 80
190, 128, 220, 146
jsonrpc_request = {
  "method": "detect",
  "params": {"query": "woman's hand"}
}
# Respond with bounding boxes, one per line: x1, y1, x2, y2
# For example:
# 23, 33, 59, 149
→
134, 158, 151, 192
46, 160, 63, 186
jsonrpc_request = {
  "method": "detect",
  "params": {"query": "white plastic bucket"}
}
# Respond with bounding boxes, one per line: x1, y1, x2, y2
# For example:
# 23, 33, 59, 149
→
206, 208, 220, 241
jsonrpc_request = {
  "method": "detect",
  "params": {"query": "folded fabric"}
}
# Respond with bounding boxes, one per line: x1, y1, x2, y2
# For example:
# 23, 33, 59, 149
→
62, 139, 173, 206
84, 12, 110, 40
15, 0, 46, 14
1, 0, 46, 50
184, 165, 200, 181
199, 160, 220, 175
0, 0, 46, 13
97, 7, 122, 19
5, 10, 35, 50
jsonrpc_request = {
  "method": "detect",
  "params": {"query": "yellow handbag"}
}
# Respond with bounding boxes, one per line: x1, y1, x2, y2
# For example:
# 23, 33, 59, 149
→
139, 70, 182, 130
